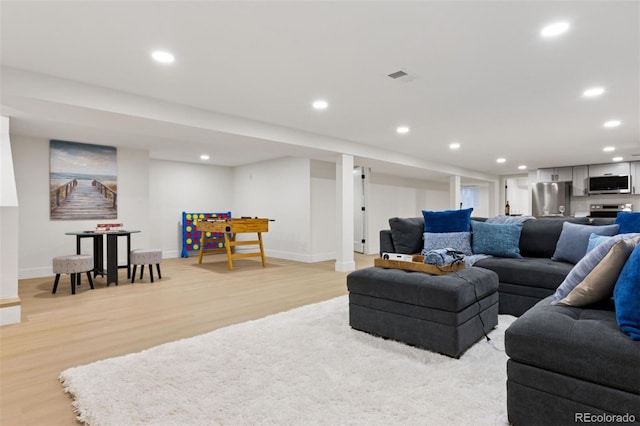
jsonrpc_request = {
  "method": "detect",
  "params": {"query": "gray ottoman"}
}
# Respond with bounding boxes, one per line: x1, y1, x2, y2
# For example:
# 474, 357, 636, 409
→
347, 266, 499, 358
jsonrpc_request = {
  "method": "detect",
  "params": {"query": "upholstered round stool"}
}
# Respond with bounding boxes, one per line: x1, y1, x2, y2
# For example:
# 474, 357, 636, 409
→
52, 254, 94, 295
130, 249, 162, 283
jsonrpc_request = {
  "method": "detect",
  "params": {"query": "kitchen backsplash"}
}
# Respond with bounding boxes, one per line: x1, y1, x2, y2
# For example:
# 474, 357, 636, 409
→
571, 194, 639, 216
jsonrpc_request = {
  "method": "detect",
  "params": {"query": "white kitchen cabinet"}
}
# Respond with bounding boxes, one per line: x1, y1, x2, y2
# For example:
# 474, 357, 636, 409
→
588, 162, 630, 177
572, 165, 588, 196
538, 167, 573, 182
632, 161, 640, 195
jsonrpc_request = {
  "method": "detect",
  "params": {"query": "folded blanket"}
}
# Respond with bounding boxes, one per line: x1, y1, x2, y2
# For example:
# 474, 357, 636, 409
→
486, 215, 535, 225
423, 248, 465, 266
464, 253, 492, 267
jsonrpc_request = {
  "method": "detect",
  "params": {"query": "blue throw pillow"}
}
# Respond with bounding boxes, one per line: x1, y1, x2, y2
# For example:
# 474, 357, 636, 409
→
552, 222, 619, 264
471, 220, 522, 258
615, 212, 640, 234
614, 245, 640, 340
422, 232, 472, 256
552, 233, 640, 304
422, 208, 473, 233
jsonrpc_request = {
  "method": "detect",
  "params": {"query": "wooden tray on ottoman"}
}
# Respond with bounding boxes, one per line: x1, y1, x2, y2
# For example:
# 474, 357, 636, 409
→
374, 255, 464, 275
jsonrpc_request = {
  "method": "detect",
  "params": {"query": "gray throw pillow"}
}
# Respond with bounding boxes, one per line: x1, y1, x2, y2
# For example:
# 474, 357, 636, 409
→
551, 222, 619, 264
389, 217, 424, 254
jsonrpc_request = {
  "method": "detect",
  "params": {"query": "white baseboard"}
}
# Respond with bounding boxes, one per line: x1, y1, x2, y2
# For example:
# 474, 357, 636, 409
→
0, 305, 21, 326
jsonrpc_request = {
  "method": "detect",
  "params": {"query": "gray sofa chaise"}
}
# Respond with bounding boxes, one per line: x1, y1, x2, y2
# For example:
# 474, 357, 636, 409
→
505, 296, 639, 426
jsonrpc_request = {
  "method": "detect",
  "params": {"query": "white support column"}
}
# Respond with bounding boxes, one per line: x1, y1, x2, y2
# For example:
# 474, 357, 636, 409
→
449, 175, 461, 210
335, 154, 355, 272
1, 116, 21, 325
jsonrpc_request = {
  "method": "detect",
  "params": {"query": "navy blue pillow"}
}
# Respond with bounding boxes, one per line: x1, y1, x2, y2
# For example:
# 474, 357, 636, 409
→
471, 220, 523, 258
613, 245, 640, 340
615, 212, 640, 234
422, 208, 473, 233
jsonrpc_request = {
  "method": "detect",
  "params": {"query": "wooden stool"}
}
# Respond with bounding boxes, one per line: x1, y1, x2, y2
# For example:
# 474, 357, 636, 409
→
130, 249, 162, 283
52, 254, 94, 295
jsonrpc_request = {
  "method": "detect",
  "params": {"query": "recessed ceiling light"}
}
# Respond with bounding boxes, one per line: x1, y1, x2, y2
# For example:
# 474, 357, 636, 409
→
496, 158, 506, 164
200, 154, 210, 160
540, 22, 570, 37
603, 120, 621, 128
612, 157, 624, 162
312, 100, 328, 110
449, 142, 461, 150
603, 146, 615, 152
396, 126, 410, 134
518, 165, 527, 170
582, 87, 605, 98
151, 50, 175, 64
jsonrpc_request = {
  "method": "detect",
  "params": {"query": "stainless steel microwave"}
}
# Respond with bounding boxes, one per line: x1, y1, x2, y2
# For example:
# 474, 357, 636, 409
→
588, 175, 631, 194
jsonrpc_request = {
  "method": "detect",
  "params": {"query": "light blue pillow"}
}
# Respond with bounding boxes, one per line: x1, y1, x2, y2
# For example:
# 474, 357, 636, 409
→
614, 244, 640, 340
551, 222, 619, 264
422, 232, 472, 256
552, 233, 640, 304
586, 233, 613, 253
422, 208, 473, 233
471, 220, 522, 258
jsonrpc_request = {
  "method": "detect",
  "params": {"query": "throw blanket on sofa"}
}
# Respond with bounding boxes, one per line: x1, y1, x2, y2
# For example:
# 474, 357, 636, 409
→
464, 253, 492, 267
486, 215, 536, 225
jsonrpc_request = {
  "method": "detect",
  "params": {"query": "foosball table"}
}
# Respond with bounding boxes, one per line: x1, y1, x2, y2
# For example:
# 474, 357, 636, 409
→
195, 217, 270, 271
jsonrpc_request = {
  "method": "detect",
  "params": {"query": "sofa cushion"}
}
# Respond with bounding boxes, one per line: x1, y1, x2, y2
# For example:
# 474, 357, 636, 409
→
556, 238, 637, 307
388, 217, 424, 254
519, 217, 590, 258
505, 296, 640, 395
552, 234, 640, 304
614, 245, 640, 341
422, 208, 473, 233
346, 266, 498, 312
422, 231, 472, 255
615, 211, 640, 234
551, 222, 619, 264
474, 257, 573, 291
471, 220, 522, 258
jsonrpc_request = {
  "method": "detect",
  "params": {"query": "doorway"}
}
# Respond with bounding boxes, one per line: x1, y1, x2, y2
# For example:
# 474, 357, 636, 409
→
353, 166, 366, 253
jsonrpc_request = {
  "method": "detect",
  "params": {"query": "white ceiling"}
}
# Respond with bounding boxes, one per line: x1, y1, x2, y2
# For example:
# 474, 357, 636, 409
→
1, 1, 639, 182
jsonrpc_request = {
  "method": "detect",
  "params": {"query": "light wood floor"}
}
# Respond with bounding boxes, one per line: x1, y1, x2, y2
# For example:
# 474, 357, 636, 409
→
0, 253, 375, 425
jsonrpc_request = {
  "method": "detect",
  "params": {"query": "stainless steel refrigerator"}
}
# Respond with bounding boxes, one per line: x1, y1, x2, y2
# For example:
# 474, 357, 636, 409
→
532, 182, 571, 217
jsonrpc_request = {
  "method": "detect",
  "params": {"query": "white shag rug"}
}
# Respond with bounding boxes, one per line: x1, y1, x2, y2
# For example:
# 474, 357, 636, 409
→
60, 296, 516, 426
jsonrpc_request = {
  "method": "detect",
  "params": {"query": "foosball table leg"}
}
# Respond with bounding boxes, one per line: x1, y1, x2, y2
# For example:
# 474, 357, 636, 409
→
258, 232, 266, 267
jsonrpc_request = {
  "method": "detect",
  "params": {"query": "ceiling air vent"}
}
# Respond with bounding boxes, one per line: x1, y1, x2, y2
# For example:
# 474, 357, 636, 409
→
387, 69, 415, 83
388, 70, 408, 79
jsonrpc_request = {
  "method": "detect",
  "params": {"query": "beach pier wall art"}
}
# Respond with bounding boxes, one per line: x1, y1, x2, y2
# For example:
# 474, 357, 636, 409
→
50, 140, 117, 220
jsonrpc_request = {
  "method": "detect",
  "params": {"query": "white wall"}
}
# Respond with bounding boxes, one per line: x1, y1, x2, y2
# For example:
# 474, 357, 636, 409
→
9, 134, 474, 281
232, 157, 312, 261
310, 160, 336, 261
12, 136, 151, 278
367, 172, 449, 254
149, 160, 233, 258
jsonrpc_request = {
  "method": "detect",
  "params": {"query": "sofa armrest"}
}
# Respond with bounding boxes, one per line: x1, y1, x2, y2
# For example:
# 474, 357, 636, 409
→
379, 230, 395, 255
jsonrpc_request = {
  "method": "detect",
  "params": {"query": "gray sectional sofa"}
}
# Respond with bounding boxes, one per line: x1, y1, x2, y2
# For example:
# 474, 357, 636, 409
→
378, 215, 640, 425
380, 216, 614, 316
